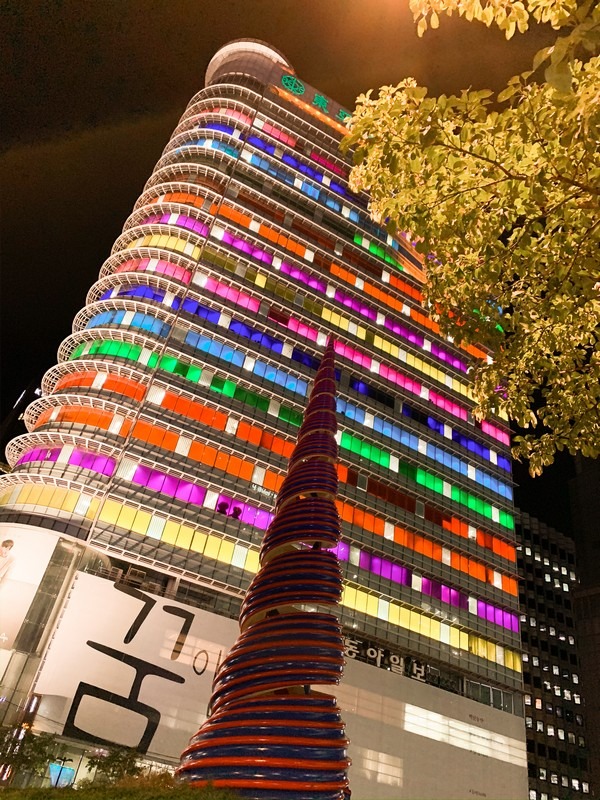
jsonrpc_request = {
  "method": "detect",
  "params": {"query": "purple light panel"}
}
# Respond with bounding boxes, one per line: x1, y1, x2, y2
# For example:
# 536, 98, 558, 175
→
215, 493, 273, 530
17, 446, 115, 476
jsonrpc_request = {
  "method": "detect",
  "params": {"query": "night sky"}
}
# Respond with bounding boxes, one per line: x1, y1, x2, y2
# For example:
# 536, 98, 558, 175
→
2, 1, 570, 528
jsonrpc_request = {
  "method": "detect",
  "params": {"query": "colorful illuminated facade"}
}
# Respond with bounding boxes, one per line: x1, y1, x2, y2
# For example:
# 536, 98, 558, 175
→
0, 40, 527, 797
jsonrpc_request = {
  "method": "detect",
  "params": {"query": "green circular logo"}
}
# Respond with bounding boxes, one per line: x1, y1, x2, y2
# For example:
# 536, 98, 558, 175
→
281, 74, 305, 96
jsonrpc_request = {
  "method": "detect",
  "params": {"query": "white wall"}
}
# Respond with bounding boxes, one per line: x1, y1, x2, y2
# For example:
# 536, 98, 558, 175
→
339, 658, 527, 799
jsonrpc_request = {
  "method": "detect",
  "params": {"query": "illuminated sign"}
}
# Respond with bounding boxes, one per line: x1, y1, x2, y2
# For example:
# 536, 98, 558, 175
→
49, 763, 75, 788
280, 74, 352, 125
343, 632, 462, 694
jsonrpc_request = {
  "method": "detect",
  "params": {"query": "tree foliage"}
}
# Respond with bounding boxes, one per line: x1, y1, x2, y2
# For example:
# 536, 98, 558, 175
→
86, 746, 142, 783
409, 0, 591, 40
0, 727, 63, 785
1, 773, 240, 799
343, 0, 600, 475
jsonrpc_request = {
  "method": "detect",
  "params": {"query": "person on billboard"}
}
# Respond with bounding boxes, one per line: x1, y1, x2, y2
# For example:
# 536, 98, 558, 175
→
0, 539, 15, 582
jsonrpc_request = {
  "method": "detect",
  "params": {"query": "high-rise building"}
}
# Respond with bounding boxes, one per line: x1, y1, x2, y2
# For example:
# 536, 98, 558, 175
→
0, 40, 527, 798
516, 512, 592, 799
569, 456, 600, 791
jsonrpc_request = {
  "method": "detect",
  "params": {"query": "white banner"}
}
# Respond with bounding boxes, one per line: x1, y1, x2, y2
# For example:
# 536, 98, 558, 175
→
34, 572, 238, 759
0, 524, 59, 650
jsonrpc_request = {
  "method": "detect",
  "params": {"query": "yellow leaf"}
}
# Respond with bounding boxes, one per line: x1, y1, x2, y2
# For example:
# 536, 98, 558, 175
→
417, 16, 428, 36
481, 5, 494, 26
497, 84, 518, 103
430, 11, 440, 28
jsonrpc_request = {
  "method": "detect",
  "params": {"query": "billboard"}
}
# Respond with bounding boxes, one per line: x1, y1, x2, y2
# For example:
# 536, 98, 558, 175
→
34, 572, 238, 759
48, 763, 76, 788
0, 524, 59, 650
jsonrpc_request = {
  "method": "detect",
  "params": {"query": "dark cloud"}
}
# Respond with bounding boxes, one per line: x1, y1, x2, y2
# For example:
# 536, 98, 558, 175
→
3, 0, 552, 148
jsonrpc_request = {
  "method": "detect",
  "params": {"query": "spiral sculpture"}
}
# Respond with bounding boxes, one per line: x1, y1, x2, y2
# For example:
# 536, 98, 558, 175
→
178, 338, 350, 799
